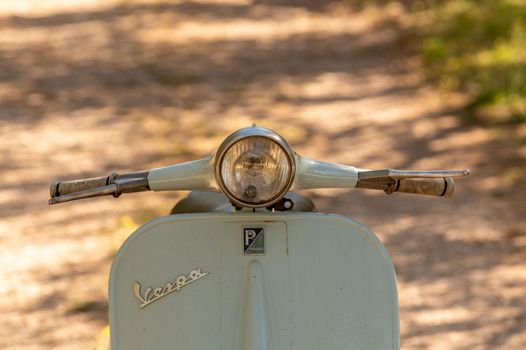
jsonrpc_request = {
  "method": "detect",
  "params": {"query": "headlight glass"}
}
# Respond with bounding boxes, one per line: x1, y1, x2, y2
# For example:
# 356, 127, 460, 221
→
219, 136, 293, 207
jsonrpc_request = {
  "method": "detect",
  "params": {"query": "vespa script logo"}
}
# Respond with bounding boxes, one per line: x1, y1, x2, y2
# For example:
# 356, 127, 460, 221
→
133, 268, 209, 309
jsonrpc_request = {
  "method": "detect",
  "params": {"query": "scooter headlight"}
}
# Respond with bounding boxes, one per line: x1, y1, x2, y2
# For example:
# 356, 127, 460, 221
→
215, 127, 295, 208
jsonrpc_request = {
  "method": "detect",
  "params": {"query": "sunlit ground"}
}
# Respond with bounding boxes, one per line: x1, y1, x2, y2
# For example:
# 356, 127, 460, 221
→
0, 0, 525, 349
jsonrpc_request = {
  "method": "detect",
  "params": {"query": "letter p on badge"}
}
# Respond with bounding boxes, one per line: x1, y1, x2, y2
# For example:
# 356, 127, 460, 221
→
243, 227, 265, 255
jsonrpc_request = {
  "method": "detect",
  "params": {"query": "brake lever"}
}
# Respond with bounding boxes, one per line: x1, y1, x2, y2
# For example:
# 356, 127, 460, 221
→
358, 169, 470, 180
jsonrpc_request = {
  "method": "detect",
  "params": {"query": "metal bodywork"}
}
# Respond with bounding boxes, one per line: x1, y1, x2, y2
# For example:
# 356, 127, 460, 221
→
109, 212, 399, 350
146, 127, 361, 195
146, 153, 361, 193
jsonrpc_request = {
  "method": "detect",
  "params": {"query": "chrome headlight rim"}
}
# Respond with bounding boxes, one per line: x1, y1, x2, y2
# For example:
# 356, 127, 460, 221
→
214, 127, 296, 208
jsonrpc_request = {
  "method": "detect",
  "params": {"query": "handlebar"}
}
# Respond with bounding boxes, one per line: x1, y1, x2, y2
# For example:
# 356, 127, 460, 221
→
49, 171, 150, 205
48, 162, 470, 205
354, 168, 471, 197
356, 176, 455, 197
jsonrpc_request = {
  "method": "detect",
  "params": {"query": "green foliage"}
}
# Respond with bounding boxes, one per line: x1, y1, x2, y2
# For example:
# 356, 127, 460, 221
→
420, 0, 526, 123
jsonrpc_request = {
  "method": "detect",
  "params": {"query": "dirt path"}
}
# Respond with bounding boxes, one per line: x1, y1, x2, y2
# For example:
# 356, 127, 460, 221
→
1, 1, 525, 349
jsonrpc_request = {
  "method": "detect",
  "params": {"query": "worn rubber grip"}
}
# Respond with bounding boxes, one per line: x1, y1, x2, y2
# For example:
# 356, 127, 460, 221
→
50, 176, 111, 198
396, 177, 454, 197
50, 171, 150, 199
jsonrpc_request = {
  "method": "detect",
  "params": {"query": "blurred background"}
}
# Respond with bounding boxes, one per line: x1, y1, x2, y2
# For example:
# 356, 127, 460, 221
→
0, 0, 525, 349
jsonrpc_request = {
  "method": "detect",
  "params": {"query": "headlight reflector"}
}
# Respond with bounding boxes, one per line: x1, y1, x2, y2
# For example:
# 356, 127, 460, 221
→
215, 128, 295, 208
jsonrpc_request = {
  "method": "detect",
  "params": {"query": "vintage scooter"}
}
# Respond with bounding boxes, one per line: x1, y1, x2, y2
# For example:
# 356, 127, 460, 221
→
49, 126, 469, 350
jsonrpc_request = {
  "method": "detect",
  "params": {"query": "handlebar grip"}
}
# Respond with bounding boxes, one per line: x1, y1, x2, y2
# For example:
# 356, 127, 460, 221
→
396, 177, 454, 197
50, 176, 111, 198
50, 171, 150, 200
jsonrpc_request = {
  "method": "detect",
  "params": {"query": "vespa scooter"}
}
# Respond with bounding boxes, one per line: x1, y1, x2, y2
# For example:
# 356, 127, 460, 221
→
49, 126, 470, 350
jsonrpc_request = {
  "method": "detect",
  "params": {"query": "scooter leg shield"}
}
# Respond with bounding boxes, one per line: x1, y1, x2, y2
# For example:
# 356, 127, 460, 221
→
109, 212, 400, 350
